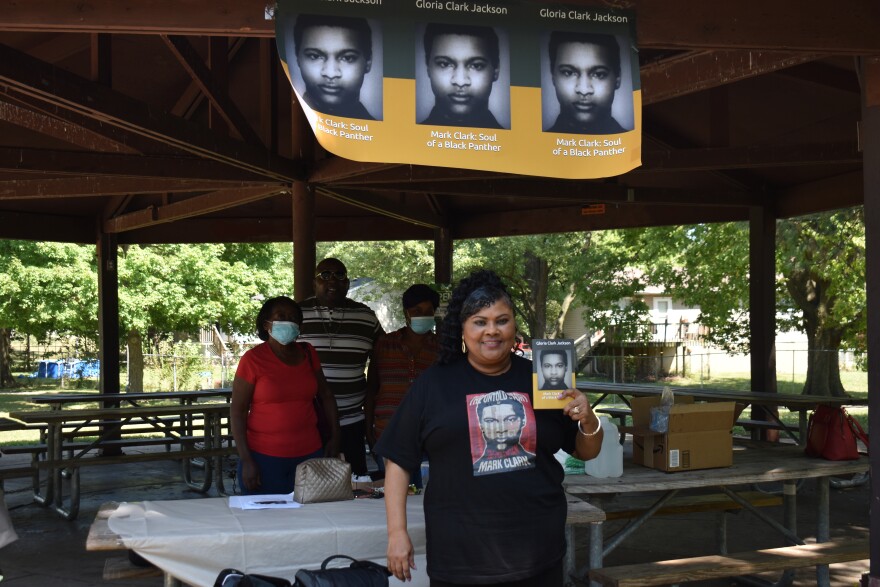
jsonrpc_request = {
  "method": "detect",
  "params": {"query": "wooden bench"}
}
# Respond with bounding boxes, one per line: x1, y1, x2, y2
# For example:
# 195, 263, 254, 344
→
565, 494, 606, 584
9, 403, 236, 519
589, 538, 869, 586
600, 490, 781, 521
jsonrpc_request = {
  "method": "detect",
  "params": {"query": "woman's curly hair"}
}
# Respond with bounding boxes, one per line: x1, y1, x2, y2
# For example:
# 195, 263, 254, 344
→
437, 269, 516, 365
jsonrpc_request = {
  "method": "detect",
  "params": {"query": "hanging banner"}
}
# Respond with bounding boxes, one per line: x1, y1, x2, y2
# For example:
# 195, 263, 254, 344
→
276, 0, 640, 179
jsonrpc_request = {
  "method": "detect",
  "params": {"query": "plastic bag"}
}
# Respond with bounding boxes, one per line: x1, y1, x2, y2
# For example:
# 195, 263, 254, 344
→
649, 387, 675, 433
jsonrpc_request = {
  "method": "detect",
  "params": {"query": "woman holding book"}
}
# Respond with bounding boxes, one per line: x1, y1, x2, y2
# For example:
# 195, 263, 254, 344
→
376, 269, 603, 586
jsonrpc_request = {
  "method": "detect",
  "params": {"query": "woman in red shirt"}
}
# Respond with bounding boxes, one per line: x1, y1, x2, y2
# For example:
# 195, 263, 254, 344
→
231, 296, 340, 495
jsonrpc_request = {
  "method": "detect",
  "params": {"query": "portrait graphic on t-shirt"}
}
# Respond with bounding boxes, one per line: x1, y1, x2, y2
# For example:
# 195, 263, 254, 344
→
468, 390, 536, 476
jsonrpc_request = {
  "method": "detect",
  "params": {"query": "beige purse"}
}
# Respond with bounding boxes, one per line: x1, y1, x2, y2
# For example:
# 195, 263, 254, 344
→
294, 458, 353, 504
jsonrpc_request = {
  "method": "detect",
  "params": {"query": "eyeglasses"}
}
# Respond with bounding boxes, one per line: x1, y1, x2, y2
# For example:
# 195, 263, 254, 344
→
315, 270, 348, 281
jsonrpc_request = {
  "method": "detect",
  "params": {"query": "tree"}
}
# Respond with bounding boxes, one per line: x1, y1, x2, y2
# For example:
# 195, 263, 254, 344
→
777, 208, 865, 397
118, 243, 293, 391
320, 233, 646, 343
631, 208, 865, 397
0, 241, 98, 386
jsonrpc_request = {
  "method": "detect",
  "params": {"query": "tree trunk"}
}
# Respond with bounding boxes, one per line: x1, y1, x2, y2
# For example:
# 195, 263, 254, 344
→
523, 251, 549, 338
127, 330, 144, 393
0, 328, 14, 388
802, 328, 846, 397
786, 270, 847, 397
550, 283, 577, 339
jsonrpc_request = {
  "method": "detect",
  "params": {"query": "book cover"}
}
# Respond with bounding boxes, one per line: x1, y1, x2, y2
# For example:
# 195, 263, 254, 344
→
531, 339, 576, 409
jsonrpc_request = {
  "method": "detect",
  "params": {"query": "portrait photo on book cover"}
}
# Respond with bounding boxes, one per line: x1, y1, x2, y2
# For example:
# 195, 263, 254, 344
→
540, 30, 634, 135
416, 22, 511, 130
468, 391, 536, 476
538, 348, 573, 390
282, 13, 384, 121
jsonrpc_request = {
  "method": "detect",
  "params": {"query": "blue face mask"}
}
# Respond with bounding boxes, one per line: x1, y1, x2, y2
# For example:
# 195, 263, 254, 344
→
409, 316, 435, 335
269, 321, 300, 345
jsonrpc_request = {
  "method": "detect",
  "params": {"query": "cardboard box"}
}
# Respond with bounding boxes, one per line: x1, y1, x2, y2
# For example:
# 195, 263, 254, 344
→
626, 396, 736, 472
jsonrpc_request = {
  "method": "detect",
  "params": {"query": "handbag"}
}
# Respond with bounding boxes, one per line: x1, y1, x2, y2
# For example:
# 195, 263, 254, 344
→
214, 568, 291, 587
294, 458, 353, 504
294, 555, 390, 587
805, 405, 869, 461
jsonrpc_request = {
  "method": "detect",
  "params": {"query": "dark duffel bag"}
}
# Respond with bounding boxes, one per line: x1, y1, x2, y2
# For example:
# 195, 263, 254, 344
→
294, 555, 390, 587
214, 568, 291, 587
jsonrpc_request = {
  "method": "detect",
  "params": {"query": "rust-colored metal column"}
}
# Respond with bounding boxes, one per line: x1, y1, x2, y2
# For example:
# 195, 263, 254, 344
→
96, 231, 120, 395
293, 183, 316, 301
288, 43, 317, 302
860, 55, 880, 587
434, 227, 453, 285
748, 204, 778, 441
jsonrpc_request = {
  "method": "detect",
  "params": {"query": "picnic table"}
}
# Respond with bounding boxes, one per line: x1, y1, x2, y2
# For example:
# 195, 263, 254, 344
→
564, 445, 868, 586
29, 388, 232, 409
8, 403, 234, 520
87, 495, 431, 587
578, 381, 867, 444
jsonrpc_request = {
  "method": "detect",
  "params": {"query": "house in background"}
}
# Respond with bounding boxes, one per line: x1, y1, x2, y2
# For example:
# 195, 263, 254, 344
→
562, 284, 706, 382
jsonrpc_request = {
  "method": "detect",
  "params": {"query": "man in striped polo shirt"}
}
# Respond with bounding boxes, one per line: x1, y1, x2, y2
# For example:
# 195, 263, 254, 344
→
299, 258, 384, 476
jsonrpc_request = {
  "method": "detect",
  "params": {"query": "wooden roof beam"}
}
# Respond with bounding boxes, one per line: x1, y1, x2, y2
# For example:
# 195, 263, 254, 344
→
0, 100, 139, 153
0, 43, 304, 182
103, 185, 287, 233
314, 186, 444, 229
0, 176, 282, 199
1, 1, 878, 54
0, 209, 94, 243
113, 215, 433, 244
0, 147, 279, 182
775, 170, 864, 218
338, 182, 763, 207
171, 38, 246, 119
161, 35, 262, 145
642, 50, 825, 105
453, 202, 750, 240
0, 88, 181, 155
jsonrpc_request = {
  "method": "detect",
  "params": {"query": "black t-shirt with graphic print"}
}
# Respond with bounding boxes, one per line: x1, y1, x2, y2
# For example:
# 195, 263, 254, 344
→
376, 354, 578, 584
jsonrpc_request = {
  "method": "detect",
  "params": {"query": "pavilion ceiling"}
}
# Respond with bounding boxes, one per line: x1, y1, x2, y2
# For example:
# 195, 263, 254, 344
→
0, 0, 874, 244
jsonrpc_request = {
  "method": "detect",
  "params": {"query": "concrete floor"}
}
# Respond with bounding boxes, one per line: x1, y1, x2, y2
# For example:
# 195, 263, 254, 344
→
0, 448, 871, 586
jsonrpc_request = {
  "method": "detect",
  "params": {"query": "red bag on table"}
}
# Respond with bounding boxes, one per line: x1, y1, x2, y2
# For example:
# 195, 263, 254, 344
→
805, 405, 868, 460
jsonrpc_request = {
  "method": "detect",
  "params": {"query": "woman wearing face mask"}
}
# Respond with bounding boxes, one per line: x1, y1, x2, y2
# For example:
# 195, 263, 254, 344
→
231, 296, 340, 495
366, 284, 440, 481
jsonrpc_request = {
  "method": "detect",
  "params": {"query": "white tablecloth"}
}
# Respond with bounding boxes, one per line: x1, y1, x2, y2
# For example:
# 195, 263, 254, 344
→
108, 496, 428, 587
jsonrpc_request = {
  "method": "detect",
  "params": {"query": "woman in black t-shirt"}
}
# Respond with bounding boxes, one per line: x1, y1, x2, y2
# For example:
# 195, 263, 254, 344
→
376, 270, 603, 586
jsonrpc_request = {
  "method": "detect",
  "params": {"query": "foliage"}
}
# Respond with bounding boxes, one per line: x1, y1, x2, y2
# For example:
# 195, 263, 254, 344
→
150, 339, 209, 391
0, 241, 99, 340
318, 241, 436, 291
320, 233, 648, 341
776, 207, 866, 351
627, 207, 866, 396
629, 222, 751, 353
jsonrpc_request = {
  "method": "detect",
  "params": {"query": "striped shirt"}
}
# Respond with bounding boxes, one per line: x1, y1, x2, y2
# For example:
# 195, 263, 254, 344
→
299, 297, 383, 426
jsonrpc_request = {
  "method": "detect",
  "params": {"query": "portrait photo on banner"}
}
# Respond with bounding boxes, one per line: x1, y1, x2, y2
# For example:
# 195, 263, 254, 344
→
540, 30, 634, 135
281, 13, 384, 121
415, 22, 511, 130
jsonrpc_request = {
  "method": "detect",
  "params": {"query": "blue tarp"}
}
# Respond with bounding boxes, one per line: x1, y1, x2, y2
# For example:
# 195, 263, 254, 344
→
36, 359, 100, 379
